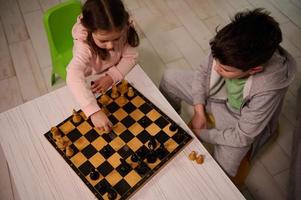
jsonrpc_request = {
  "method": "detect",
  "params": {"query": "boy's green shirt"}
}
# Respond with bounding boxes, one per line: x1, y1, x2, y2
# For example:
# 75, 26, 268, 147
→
225, 78, 247, 110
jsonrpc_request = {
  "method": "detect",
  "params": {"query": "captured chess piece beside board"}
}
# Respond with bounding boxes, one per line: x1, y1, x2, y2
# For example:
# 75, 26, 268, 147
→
44, 79, 193, 200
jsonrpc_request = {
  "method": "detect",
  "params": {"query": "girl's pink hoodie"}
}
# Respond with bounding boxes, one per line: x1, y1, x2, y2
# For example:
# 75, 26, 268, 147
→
66, 16, 138, 117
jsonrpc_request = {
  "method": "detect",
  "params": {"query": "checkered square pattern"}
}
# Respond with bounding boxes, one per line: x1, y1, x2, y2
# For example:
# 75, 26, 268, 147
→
44, 81, 192, 200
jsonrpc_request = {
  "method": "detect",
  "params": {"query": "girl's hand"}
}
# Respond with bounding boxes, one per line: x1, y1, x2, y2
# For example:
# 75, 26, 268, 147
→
91, 75, 114, 94
90, 110, 113, 132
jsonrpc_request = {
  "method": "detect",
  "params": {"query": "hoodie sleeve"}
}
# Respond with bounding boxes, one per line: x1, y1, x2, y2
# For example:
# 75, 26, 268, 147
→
199, 90, 285, 147
106, 44, 138, 83
66, 17, 101, 117
191, 55, 211, 105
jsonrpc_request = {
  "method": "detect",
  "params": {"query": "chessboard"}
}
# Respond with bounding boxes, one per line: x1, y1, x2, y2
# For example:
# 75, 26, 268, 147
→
44, 80, 193, 200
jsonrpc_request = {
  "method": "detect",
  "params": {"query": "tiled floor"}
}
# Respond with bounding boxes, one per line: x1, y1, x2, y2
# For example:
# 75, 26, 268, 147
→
0, 0, 300, 199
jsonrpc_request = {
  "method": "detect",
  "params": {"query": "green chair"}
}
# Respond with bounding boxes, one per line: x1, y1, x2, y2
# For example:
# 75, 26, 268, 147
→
43, 0, 82, 85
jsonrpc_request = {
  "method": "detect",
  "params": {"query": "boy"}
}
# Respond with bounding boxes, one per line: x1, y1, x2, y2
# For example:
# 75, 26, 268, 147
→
159, 9, 296, 177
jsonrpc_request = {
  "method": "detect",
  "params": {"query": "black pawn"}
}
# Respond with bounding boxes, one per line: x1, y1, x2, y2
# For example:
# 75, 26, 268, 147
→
102, 146, 110, 157
146, 149, 157, 163
140, 117, 146, 125
137, 148, 148, 160
120, 158, 131, 172
148, 136, 157, 150
91, 81, 95, 86
169, 123, 178, 132
137, 160, 148, 175
131, 153, 139, 162
107, 188, 117, 200
89, 168, 100, 180
156, 143, 168, 160
175, 130, 185, 142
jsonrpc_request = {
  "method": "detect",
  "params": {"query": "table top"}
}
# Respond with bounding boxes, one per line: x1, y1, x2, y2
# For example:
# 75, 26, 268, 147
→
0, 65, 245, 200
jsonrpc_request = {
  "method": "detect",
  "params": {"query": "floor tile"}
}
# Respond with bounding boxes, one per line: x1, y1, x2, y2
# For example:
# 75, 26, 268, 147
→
0, 0, 29, 43
0, 76, 23, 113
17, 0, 40, 14
9, 40, 47, 102
273, 169, 290, 198
257, 142, 290, 175
39, 0, 60, 12
0, 20, 15, 81
24, 10, 51, 69
246, 160, 286, 200
277, 114, 295, 157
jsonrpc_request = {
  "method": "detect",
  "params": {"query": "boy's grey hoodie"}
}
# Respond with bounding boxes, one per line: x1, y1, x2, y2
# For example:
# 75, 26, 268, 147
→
193, 47, 297, 159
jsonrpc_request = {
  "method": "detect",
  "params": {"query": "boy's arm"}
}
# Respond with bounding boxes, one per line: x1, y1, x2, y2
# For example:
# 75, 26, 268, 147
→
191, 56, 211, 106
198, 90, 285, 147
106, 45, 138, 83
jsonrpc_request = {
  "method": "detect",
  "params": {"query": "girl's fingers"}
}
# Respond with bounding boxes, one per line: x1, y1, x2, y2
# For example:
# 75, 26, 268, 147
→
104, 124, 111, 132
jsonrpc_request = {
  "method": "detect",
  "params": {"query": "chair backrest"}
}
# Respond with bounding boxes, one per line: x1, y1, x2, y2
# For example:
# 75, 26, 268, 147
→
43, 0, 82, 58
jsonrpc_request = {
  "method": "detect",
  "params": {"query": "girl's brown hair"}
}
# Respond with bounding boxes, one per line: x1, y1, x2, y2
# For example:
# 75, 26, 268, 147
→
81, 0, 139, 60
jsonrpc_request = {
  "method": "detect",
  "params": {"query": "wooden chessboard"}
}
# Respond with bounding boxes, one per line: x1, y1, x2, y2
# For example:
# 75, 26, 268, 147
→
44, 81, 193, 200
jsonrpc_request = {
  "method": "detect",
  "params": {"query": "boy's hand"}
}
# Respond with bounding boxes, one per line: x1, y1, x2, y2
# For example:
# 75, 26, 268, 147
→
90, 110, 113, 132
91, 75, 113, 94
191, 104, 207, 135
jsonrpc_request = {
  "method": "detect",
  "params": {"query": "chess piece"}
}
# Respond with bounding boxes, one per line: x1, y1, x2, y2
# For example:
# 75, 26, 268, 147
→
136, 148, 148, 160
102, 146, 111, 157
140, 116, 148, 128
51, 127, 61, 139
131, 153, 139, 162
63, 137, 71, 146
120, 158, 131, 172
127, 87, 134, 97
56, 137, 65, 150
111, 85, 119, 99
175, 130, 185, 142
136, 160, 148, 175
100, 94, 110, 105
72, 109, 82, 124
66, 145, 74, 157
146, 149, 157, 163
196, 155, 204, 164
148, 136, 157, 150
169, 123, 178, 132
107, 188, 117, 200
89, 168, 100, 180
119, 79, 128, 94
156, 143, 168, 160
189, 151, 197, 161
91, 81, 95, 86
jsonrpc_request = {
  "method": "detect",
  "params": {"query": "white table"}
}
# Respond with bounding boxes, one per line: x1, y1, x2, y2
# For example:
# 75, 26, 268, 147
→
0, 65, 245, 200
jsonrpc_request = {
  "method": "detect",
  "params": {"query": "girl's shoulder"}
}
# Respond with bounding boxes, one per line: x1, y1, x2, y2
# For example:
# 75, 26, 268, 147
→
72, 15, 88, 42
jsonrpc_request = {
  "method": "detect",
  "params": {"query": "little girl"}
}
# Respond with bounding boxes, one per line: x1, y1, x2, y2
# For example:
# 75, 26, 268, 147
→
67, 0, 139, 132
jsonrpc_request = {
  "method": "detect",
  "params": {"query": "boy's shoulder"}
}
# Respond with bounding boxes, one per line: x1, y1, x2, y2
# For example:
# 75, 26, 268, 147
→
250, 48, 296, 94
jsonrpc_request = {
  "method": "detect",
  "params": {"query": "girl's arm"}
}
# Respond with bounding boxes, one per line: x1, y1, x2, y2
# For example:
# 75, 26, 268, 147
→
66, 41, 101, 117
106, 44, 138, 83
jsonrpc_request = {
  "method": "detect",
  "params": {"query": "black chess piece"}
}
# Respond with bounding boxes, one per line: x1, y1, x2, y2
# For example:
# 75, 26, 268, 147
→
146, 149, 157, 163
148, 136, 157, 150
120, 158, 131, 172
131, 153, 139, 162
140, 117, 147, 125
156, 143, 168, 160
89, 168, 100, 180
136, 148, 148, 160
169, 123, 178, 132
107, 188, 117, 200
91, 81, 95, 86
136, 160, 149, 175
175, 130, 185, 142
102, 146, 111, 157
